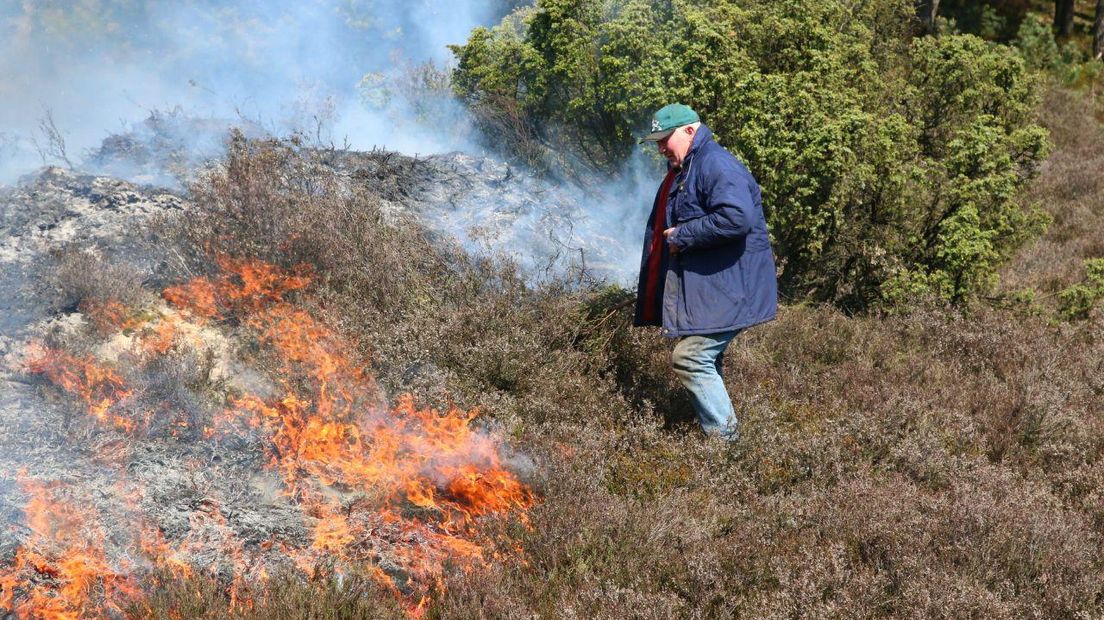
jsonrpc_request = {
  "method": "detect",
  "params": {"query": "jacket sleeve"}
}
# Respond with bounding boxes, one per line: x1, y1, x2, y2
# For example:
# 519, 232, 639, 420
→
669, 157, 752, 252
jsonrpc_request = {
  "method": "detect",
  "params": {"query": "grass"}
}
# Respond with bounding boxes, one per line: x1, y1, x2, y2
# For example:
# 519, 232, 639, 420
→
41, 84, 1104, 617
999, 87, 1104, 302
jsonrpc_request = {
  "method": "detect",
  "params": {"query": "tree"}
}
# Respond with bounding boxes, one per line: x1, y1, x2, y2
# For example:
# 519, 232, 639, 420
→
452, 0, 1050, 310
917, 0, 940, 35
1094, 0, 1104, 59
1054, 0, 1075, 37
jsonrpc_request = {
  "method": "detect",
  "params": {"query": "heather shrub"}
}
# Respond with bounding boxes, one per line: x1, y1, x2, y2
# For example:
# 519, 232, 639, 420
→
153, 87, 1103, 616
166, 135, 629, 434
43, 244, 148, 312
131, 569, 404, 619
451, 0, 1050, 309
472, 298, 1100, 617
998, 88, 1104, 309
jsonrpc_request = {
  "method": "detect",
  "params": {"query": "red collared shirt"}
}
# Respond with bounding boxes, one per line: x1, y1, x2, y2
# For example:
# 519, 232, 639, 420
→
641, 169, 677, 323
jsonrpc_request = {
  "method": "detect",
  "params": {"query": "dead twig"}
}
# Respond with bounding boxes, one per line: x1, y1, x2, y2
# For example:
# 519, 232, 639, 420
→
33, 108, 74, 170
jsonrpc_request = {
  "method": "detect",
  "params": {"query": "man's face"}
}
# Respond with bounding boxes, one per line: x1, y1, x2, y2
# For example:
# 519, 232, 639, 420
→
657, 125, 695, 167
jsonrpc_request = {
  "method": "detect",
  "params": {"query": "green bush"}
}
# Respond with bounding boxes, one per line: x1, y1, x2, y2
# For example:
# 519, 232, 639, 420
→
1015, 12, 1063, 72
1015, 12, 1104, 91
1059, 258, 1104, 320
450, 0, 1050, 309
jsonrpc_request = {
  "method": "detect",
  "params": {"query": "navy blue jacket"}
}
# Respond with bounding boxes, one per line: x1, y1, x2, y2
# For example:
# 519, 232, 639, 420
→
634, 124, 778, 336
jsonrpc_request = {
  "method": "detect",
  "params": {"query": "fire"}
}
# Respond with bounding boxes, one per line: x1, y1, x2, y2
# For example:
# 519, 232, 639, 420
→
141, 316, 181, 355
311, 508, 355, 553
24, 344, 136, 433
78, 299, 144, 333
12, 256, 535, 616
160, 276, 219, 320
161, 256, 311, 321
0, 478, 140, 620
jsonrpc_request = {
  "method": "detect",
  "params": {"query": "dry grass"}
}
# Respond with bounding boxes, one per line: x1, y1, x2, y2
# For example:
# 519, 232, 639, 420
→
131, 569, 404, 619
44, 244, 148, 312
1000, 87, 1104, 300
131, 85, 1104, 618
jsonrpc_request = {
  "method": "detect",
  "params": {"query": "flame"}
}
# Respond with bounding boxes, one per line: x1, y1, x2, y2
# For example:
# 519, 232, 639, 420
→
161, 276, 220, 320
161, 257, 311, 322
311, 508, 355, 553
78, 299, 145, 333
0, 478, 140, 620
11, 256, 535, 616
141, 316, 181, 355
24, 344, 136, 433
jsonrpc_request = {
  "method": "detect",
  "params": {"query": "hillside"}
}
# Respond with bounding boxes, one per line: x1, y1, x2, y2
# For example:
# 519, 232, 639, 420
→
0, 83, 1099, 618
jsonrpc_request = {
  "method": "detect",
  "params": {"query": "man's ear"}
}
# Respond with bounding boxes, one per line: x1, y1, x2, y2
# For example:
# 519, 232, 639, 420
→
685, 125, 696, 136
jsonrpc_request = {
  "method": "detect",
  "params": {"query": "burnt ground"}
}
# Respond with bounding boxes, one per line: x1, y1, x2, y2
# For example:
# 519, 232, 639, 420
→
0, 168, 305, 581
0, 143, 591, 611
0, 166, 341, 602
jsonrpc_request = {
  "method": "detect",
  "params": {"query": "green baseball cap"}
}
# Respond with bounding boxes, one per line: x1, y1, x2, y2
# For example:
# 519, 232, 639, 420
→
639, 103, 700, 143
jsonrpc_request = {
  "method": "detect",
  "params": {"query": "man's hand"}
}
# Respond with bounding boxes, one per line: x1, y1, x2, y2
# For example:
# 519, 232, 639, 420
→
663, 227, 679, 254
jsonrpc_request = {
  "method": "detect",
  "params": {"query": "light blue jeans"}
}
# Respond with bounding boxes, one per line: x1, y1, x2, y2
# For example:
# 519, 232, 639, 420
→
671, 330, 741, 440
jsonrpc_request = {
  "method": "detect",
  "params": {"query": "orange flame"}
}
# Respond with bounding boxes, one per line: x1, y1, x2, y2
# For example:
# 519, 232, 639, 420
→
141, 316, 181, 356
0, 478, 140, 619
161, 276, 220, 320
24, 344, 136, 433
10, 256, 534, 616
161, 257, 311, 322
78, 299, 146, 333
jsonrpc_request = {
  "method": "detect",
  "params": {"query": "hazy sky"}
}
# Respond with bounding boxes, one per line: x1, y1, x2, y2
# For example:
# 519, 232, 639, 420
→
0, 0, 653, 283
0, 0, 499, 181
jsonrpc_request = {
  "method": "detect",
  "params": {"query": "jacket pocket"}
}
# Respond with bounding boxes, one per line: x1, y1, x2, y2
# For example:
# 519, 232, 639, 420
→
744, 232, 771, 252
720, 261, 747, 306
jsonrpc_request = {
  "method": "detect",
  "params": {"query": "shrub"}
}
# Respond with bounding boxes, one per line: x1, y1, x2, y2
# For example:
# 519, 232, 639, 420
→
43, 244, 148, 312
1059, 257, 1104, 319
166, 135, 633, 434
132, 569, 404, 619
1014, 11, 1104, 92
1015, 12, 1063, 72
450, 0, 1050, 309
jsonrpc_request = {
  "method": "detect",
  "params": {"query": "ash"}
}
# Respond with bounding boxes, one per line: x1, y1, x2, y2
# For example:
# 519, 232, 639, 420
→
0, 166, 310, 584
0, 136, 546, 610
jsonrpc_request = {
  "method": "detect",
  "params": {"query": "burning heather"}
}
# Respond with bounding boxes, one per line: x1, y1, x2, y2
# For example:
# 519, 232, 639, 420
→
2, 257, 534, 617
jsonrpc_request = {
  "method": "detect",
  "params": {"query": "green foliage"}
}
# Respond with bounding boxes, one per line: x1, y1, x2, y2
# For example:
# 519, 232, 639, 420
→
990, 287, 1045, 318
451, 0, 1050, 309
1059, 258, 1104, 320
1015, 11, 1104, 90
1015, 13, 1064, 72
939, 1, 1018, 40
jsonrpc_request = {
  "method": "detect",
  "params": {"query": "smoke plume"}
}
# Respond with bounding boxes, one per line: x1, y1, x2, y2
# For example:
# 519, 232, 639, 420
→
0, 0, 660, 283
0, 0, 499, 184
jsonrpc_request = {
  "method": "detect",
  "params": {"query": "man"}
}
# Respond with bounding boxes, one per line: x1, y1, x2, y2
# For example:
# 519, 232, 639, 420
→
634, 103, 777, 440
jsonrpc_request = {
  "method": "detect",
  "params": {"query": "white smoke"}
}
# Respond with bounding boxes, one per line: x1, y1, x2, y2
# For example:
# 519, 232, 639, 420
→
0, 0, 662, 284
0, 0, 503, 184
